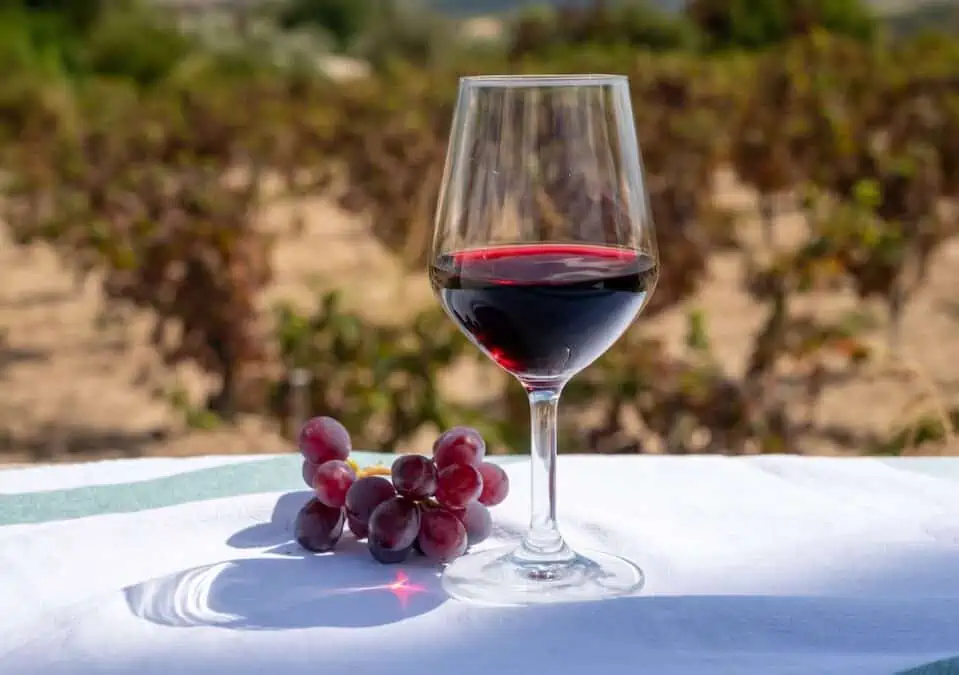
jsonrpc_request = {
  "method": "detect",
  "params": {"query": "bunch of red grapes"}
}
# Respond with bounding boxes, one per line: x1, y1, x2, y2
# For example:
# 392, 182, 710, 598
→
296, 416, 510, 564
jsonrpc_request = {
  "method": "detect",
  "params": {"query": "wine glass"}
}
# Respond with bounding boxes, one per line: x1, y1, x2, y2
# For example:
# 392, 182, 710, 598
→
428, 75, 659, 605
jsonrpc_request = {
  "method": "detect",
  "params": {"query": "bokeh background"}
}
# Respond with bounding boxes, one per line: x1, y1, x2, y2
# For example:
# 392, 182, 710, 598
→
0, 0, 957, 465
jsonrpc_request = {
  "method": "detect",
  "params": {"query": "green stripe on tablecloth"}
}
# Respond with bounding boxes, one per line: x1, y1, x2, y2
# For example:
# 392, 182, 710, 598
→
0, 453, 308, 527
0, 453, 523, 527
3, 455, 956, 528
897, 657, 959, 674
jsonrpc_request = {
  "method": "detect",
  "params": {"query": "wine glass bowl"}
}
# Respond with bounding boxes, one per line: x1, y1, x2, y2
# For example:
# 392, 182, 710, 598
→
429, 74, 658, 606
430, 244, 657, 385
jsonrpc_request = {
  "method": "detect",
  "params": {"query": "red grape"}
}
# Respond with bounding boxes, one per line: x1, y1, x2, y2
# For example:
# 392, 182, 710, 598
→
368, 497, 420, 564
298, 416, 351, 466
347, 513, 369, 539
295, 498, 345, 553
477, 462, 509, 506
435, 464, 483, 509
456, 501, 492, 546
432, 426, 486, 469
391, 454, 437, 500
370, 539, 414, 564
313, 460, 356, 508
418, 509, 467, 563
345, 476, 396, 526
301, 459, 318, 488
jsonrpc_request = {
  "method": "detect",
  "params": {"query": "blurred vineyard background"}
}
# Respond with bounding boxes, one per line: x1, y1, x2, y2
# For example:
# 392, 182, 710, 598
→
1, 0, 958, 464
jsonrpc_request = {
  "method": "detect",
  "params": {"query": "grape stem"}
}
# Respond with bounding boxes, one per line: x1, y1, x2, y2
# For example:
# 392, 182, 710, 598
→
514, 388, 574, 566
357, 465, 391, 479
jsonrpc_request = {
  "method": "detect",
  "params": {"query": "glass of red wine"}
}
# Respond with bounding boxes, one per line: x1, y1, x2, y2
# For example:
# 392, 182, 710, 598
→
429, 75, 659, 605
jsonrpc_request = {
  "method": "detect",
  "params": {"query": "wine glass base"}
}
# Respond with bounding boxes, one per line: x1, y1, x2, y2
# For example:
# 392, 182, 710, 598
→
441, 545, 645, 607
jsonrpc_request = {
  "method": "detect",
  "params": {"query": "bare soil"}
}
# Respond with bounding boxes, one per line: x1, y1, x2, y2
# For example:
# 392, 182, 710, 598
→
1, 173, 957, 465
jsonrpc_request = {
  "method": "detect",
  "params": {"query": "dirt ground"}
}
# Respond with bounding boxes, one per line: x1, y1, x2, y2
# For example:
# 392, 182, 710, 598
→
1, 171, 957, 466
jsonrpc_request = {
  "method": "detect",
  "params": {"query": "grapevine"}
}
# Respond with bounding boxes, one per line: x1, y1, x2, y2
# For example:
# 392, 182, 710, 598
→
0, 9, 956, 456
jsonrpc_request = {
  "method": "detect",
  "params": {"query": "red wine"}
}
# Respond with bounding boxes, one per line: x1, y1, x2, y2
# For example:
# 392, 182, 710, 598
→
430, 243, 657, 383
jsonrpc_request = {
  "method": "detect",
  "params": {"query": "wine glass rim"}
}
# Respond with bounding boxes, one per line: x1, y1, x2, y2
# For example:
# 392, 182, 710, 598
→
460, 74, 628, 88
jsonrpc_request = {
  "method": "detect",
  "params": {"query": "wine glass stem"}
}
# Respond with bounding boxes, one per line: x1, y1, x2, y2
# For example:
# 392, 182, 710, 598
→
515, 387, 574, 565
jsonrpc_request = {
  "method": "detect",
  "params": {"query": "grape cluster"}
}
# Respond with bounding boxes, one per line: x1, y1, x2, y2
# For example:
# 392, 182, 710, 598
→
295, 417, 510, 565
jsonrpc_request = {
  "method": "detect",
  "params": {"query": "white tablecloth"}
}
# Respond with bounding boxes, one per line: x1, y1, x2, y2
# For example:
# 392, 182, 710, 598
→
1, 453, 958, 675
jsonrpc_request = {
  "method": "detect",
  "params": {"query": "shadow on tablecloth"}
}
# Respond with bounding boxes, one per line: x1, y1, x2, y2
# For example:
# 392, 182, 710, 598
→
121, 490, 959, 673
124, 490, 446, 629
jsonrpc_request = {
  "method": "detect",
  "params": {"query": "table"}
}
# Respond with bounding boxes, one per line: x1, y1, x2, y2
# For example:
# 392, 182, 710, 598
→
1, 453, 958, 675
